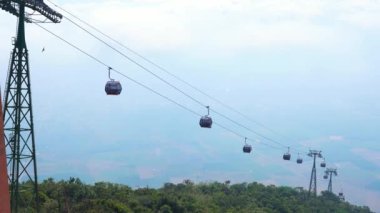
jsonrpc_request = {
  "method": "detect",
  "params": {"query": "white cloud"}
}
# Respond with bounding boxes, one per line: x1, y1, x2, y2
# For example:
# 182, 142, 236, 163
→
340, 11, 380, 29
329, 135, 344, 141
336, 0, 380, 29
2, 0, 378, 56
300, 135, 346, 148
40, 0, 378, 54
0, 0, 380, 57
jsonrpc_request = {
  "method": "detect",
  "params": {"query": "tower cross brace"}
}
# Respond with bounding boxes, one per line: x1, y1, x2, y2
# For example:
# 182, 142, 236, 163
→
1, 0, 62, 212
325, 168, 338, 193
308, 150, 323, 197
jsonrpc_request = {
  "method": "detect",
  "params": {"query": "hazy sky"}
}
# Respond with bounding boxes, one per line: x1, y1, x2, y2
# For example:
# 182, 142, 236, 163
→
1, 0, 380, 211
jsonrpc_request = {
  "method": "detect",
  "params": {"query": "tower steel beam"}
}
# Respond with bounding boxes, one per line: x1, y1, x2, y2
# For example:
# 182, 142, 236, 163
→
3, 2, 39, 212
1, 0, 62, 23
307, 150, 322, 197
328, 172, 332, 192
1, 0, 62, 212
324, 168, 337, 193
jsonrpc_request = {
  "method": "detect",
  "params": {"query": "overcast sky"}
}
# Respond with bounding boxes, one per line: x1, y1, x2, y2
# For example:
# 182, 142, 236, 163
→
1, 0, 380, 211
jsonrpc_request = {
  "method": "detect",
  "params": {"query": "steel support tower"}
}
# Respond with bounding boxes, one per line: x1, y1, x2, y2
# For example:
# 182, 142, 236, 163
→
325, 168, 337, 193
1, 0, 62, 212
307, 150, 322, 197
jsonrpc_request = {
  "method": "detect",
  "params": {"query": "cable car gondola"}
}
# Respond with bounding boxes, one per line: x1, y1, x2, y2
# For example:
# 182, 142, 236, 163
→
296, 153, 303, 164
320, 158, 326, 168
199, 106, 212, 128
283, 147, 291, 160
105, 67, 122, 95
323, 175, 328, 179
243, 138, 252, 153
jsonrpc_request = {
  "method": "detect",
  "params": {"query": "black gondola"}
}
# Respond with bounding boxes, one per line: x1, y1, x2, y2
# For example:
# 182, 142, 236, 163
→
243, 144, 252, 153
199, 106, 212, 128
283, 147, 291, 160
283, 153, 291, 160
105, 67, 122, 95
242, 138, 252, 153
339, 192, 343, 196
105, 80, 122, 95
323, 175, 328, 179
296, 153, 303, 164
321, 159, 326, 168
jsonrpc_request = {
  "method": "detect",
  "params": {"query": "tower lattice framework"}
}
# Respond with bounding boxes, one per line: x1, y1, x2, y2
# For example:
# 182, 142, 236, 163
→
3, 3, 38, 211
308, 150, 322, 197
1, 0, 62, 211
325, 168, 338, 193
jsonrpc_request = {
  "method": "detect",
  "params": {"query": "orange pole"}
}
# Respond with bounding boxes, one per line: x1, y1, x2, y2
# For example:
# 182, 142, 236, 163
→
0, 93, 11, 213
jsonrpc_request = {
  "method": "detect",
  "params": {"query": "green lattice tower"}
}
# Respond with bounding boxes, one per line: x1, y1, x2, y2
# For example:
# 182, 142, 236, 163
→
325, 168, 338, 193
1, 0, 62, 211
308, 150, 322, 197
328, 173, 333, 192
3, 2, 39, 211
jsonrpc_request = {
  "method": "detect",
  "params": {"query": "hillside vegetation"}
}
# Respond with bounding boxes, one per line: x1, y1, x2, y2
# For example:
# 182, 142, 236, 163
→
18, 178, 372, 213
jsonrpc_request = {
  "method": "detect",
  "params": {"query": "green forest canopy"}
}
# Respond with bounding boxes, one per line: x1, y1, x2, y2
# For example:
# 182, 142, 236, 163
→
18, 178, 372, 213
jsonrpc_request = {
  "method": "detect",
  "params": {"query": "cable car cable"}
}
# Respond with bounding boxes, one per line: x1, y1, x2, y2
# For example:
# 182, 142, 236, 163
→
55, 15, 289, 151
35, 23, 281, 151
211, 109, 288, 149
46, 0, 292, 143
64, 15, 207, 108
46, 0, 301, 151
34, 23, 201, 115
